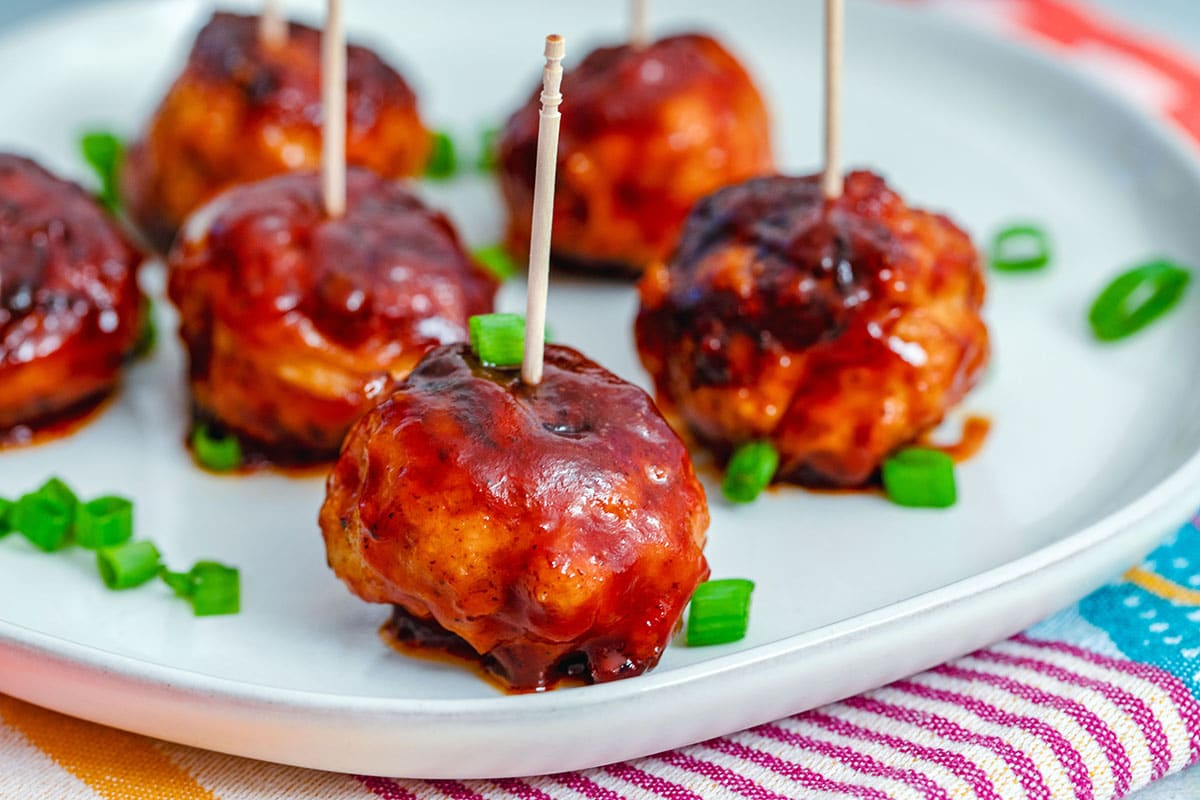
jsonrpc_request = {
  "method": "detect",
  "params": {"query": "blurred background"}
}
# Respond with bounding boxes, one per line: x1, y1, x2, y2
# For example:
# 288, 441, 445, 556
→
3, 1, 1200, 50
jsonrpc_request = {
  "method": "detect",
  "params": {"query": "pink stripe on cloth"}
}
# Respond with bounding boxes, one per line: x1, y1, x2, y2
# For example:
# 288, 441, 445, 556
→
1013, 634, 1200, 761
493, 778, 555, 799
890, 679, 1091, 800
655, 750, 801, 800
696, 737, 897, 800
603, 762, 704, 800
845, 695, 1053, 800
430, 780, 488, 799
933, 662, 1131, 797
804, 711, 1001, 800
355, 776, 420, 800
752, 722, 952, 800
553, 773, 627, 800
974, 648, 1173, 780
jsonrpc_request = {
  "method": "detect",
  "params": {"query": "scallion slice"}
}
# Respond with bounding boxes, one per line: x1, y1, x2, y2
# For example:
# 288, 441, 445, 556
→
133, 295, 156, 358
160, 568, 194, 599
990, 224, 1051, 272
192, 424, 242, 472
190, 562, 241, 616
96, 541, 161, 590
0, 497, 12, 537
11, 494, 73, 552
425, 130, 457, 180
687, 579, 755, 646
80, 130, 123, 212
722, 441, 779, 504
1088, 259, 1191, 342
469, 313, 525, 368
160, 562, 241, 616
882, 447, 957, 508
473, 244, 518, 282
477, 126, 499, 172
75, 496, 134, 550
38, 477, 79, 518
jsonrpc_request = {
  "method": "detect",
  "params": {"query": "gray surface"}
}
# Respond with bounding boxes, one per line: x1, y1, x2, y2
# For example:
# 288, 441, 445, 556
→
0, 0, 1198, 796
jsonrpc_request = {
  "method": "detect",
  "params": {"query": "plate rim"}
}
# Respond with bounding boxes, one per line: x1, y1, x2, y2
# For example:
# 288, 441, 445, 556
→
3, 0, 1200, 776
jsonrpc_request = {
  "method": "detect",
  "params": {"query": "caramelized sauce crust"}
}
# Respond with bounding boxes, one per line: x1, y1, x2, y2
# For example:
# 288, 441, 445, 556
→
168, 168, 495, 464
636, 171, 990, 487
320, 343, 710, 691
499, 34, 772, 276
122, 12, 430, 251
0, 154, 143, 434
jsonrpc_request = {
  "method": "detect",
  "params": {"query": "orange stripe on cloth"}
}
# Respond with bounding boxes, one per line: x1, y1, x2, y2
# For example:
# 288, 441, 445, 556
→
0, 695, 217, 800
1124, 567, 1200, 606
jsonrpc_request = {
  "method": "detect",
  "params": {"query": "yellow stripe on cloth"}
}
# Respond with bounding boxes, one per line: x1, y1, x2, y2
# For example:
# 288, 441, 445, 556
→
0, 695, 217, 800
1124, 566, 1200, 605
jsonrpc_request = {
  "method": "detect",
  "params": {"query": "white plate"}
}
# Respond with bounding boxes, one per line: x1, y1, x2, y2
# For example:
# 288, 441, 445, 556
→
3, 0, 1200, 780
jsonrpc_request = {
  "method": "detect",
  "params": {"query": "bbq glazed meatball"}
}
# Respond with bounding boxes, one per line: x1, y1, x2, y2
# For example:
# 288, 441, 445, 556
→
636, 171, 990, 488
0, 154, 144, 437
320, 343, 710, 691
168, 168, 496, 465
498, 34, 772, 277
122, 12, 431, 252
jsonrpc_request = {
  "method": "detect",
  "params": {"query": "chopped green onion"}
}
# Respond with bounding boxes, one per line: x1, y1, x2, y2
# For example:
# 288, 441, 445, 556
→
990, 224, 1051, 272
166, 561, 241, 616
192, 424, 242, 472
160, 568, 194, 599
687, 579, 755, 646
191, 562, 240, 616
469, 313, 526, 368
38, 477, 79, 518
424, 130, 457, 180
133, 295, 156, 358
1088, 259, 1191, 342
96, 541, 161, 589
11, 494, 73, 552
75, 496, 134, 550
0, 498, 12, 537
477, 126, 500, 172
473, 244, 518, 282
882, 447, 957, 508
722, 441, 779, 504
80, 130, 123, 212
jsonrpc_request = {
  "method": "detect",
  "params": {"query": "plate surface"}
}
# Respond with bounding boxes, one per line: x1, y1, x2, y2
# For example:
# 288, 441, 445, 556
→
3, 0, 1200, 779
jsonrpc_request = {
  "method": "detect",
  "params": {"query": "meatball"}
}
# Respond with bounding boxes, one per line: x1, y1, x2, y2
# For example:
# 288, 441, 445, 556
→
635, 171, 990, 488
122, 12, 430, 252
0, 154, 144, 437
168, 168, 495, 465
498, 34, 772, 277
320, 343, 710, 691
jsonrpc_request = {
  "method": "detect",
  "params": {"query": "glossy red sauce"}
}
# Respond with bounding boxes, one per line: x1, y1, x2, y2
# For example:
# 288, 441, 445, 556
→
921, 414, 992, 464
169, 169, 495, 464
0, 154, 143, 436
121, 12, 429, 251
498, 33, 772, 274
320, 343, 710, 691
187, 13, 418, 127
636, 170, 990, 488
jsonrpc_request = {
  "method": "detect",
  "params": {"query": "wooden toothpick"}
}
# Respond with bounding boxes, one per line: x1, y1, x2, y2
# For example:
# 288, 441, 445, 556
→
321, 0, 347, 219
521, 34, 566, 387
630, 0, 649, 50
260, 0, 287, 48
822, 0, 844, 199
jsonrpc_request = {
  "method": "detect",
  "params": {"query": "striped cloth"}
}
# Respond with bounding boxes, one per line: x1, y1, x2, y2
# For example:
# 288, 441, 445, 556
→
5, 0, 1200, 797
